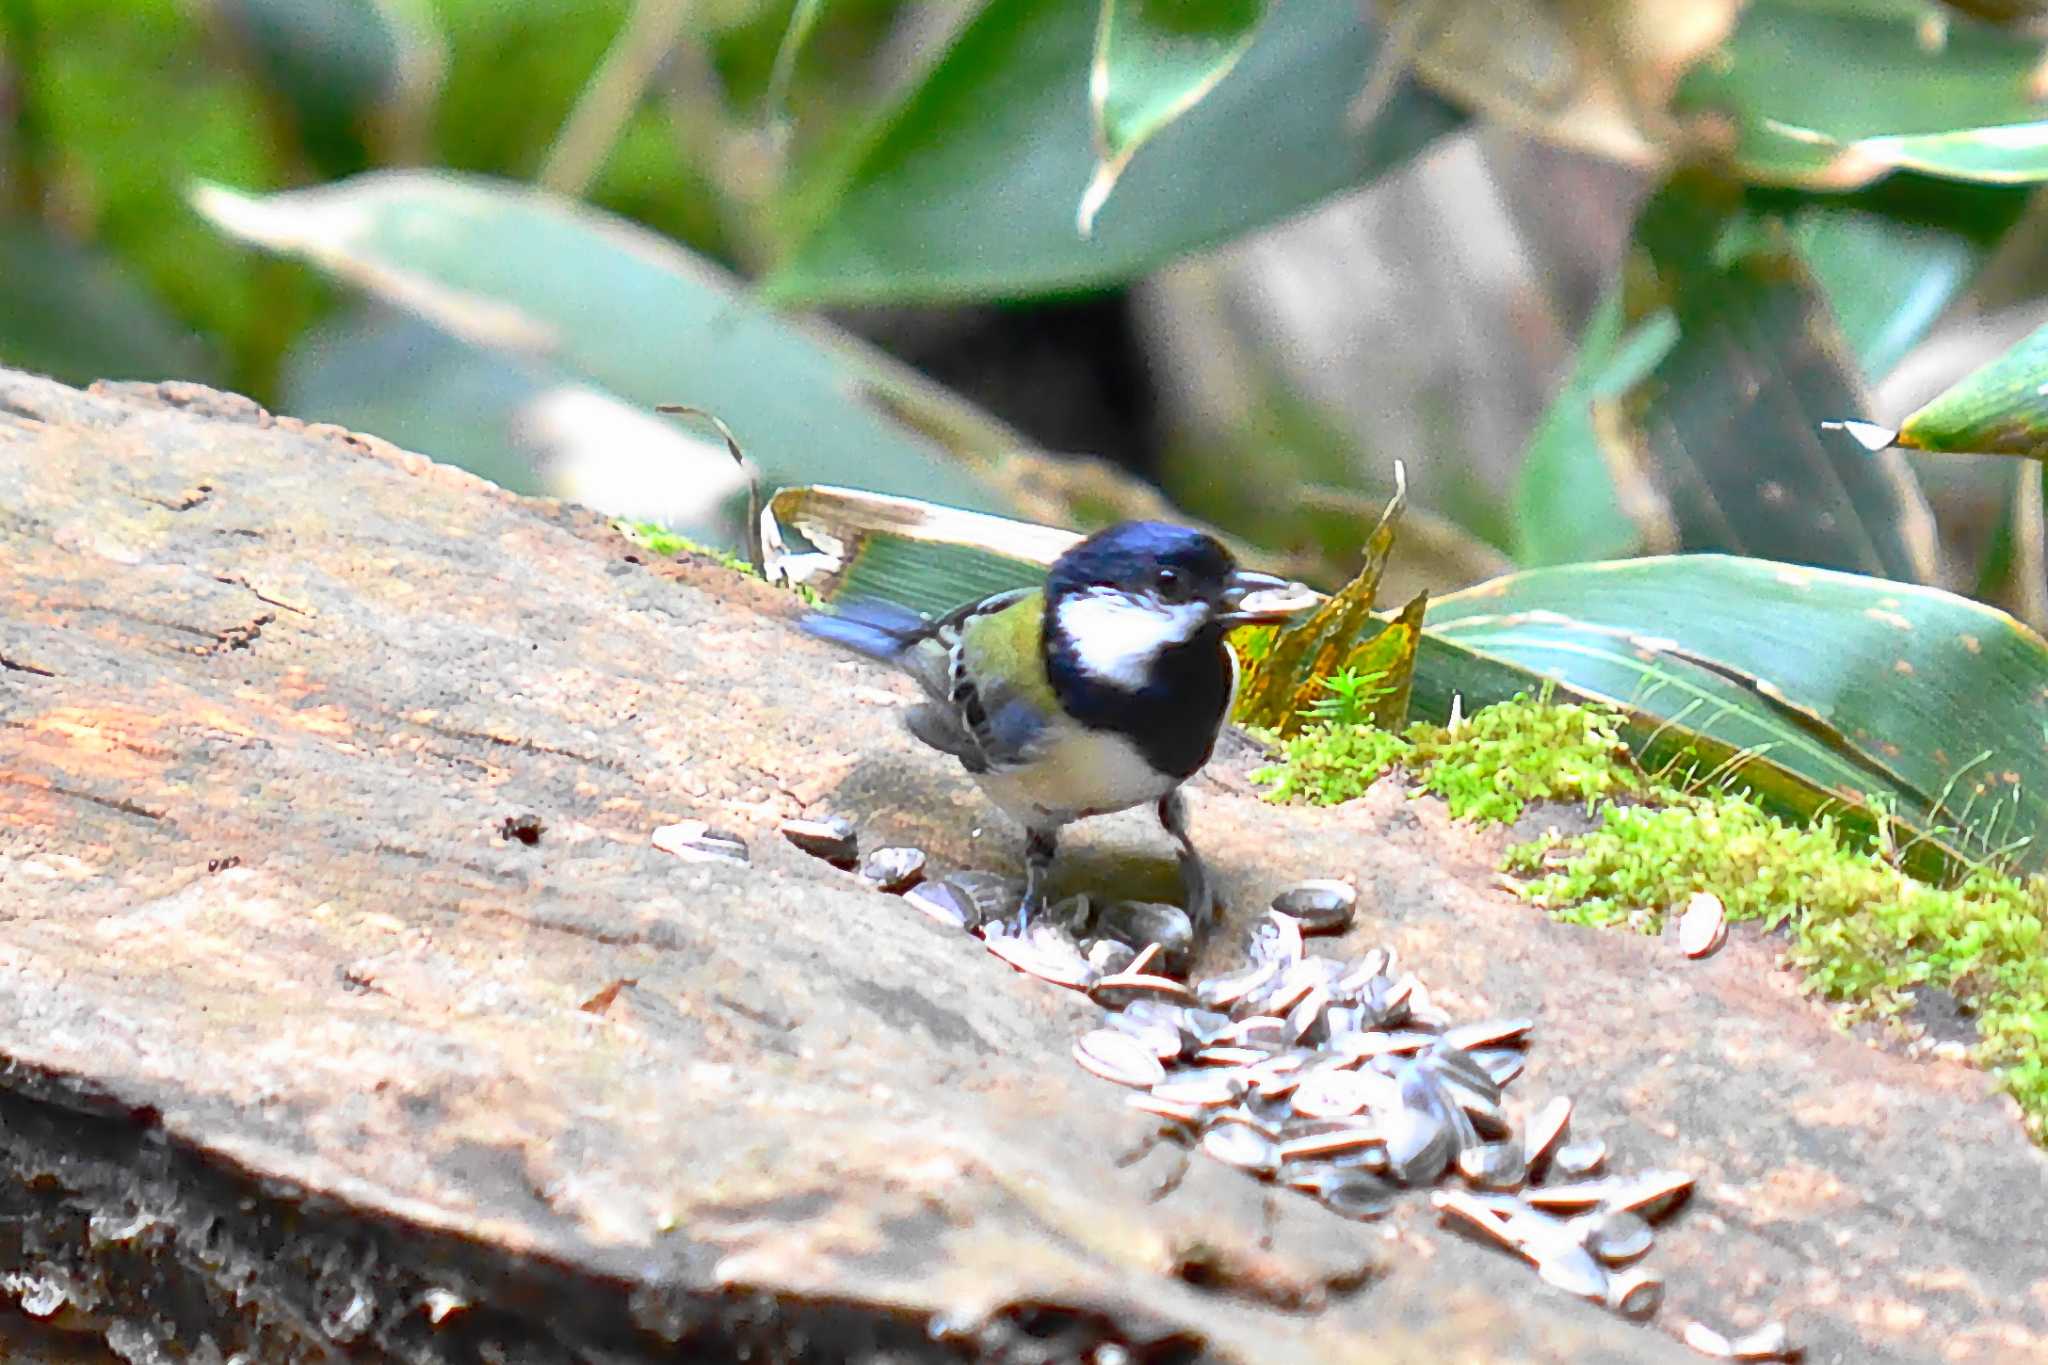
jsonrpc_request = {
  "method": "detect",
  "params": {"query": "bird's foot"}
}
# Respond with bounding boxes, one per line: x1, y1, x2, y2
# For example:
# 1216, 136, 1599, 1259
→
1157, 790, 1221, 931
1179, 858, 1220, 932
1015, 826, 1059, 937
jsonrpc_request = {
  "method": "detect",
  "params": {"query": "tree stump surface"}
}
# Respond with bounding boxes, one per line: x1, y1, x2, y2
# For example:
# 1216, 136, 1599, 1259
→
0, 368, 2042, 1363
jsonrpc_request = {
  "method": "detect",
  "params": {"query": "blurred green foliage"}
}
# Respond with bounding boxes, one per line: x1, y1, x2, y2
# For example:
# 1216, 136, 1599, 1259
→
5, 0, 2048, 623
432, 1, 618, 175
0, 0, 900, 399
432, 0, 736, 256
4, 0, 303, 387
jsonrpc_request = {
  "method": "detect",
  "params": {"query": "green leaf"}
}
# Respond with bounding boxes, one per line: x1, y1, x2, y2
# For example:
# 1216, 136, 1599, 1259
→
1894, 319, 2048, 460
0, 222, 215, 386
767, 0, 1462, 304
1803, 119, 2048, 186
1349, 590, 1425, 732
1512, 290, 1676, 567
1514, 172, 1945, 576
1674, 1, 2048, 188
763, 484, 1080, 617
1419, 555, 2048, 877
1080, 0, 1267, 235
762, 481, 1330, 628
1522, 173, 2024, 569
284, 307, 764, 542
283, 307, 545, 497
192, 171, 1014, 544
1612, 172, 1939, 580
1775, 176, 2029, 380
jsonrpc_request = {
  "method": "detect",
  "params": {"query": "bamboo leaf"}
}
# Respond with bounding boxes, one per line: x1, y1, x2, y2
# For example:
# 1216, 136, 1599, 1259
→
284, 308, 761, 541
1421, 555, 2048, 876
1606, 172, 1939, 580
1512, 291, 1676, 567
1674, 1, 2048, 189
1080, 0, 1267, 235
762, 485, 1078, 617
1895, 319, 2048, 460
1354, 590, 1426, 731
1778, 177, 2029, 381
193, 171, 1014, 546
767, 0, 1460, 303
1521, 175, 2023, 568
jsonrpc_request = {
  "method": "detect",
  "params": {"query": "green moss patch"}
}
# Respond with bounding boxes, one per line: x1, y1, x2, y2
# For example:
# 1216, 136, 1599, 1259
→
616, 520, 757, 576
1253, 690, 1643, 823
1254, 694, 2048, 1139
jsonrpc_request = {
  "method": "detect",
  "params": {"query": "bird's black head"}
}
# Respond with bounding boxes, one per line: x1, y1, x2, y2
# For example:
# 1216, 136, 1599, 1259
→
1046, 521, 1240, 615
1040, 522, 1313, 778
1046, 522, 1309, 630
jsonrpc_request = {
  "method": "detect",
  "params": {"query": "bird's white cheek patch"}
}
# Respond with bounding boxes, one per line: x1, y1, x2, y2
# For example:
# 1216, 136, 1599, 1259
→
1056, 591, 1208, 690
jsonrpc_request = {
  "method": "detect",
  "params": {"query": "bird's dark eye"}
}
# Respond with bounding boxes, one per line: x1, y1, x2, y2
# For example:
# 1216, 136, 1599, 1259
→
1154, 566, 1186, 602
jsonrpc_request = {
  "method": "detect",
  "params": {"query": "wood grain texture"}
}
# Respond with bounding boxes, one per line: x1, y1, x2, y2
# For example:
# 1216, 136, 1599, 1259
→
0, 369, 2041, 1363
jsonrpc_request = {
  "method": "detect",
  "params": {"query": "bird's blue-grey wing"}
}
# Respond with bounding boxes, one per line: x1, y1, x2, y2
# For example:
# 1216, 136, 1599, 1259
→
966, 682, 1051, 770
798, 599, 929, 664
802, 588, 1043, 771
801, 604, 947, 709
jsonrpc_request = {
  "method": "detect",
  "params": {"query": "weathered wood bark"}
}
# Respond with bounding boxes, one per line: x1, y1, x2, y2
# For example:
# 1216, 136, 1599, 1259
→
0, 369, 2043, 1363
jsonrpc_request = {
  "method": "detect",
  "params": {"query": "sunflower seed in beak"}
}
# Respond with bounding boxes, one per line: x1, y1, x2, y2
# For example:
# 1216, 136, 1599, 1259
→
1219, 570, 1319, 625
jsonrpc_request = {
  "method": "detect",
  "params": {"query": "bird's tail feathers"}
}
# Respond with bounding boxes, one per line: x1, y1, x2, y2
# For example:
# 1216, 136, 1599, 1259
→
798, 598, 933, 663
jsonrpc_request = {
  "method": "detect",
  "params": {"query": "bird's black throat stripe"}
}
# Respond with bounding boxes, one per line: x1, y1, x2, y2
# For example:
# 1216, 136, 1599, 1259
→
1044, 617, 1234, 781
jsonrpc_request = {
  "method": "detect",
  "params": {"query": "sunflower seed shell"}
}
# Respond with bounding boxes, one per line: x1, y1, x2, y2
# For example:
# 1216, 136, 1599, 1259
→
778, 816, 858, 864
1270, 879, 1358, 935
1679, 891, 1729, 958
1074, 1030, 1168, 1089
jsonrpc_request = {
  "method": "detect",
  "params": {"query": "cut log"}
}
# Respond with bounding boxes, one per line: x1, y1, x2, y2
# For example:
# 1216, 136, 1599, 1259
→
0, 369, 2042, 1363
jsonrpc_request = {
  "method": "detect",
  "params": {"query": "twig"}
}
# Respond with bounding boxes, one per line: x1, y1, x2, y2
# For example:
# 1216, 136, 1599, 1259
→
538, 0, 693, 197
655, 404, 764, 575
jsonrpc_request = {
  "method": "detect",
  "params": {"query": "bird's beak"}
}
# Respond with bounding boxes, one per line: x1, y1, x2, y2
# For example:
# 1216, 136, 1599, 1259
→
1218, 569, 1320, 626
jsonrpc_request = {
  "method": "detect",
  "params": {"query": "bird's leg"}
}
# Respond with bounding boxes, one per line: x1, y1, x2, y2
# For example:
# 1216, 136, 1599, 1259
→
1156, 789, 1217, 929
1018, 826, 1058, 933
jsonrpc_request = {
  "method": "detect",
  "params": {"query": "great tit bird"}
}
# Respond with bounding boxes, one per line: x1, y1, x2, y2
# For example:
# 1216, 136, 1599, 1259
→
802, 521, 1312, 931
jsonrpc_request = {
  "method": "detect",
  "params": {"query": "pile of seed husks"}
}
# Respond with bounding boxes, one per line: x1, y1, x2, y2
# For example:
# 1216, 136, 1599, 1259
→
759, 817, 1791, 1362
1082, 910, 1678, 1316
